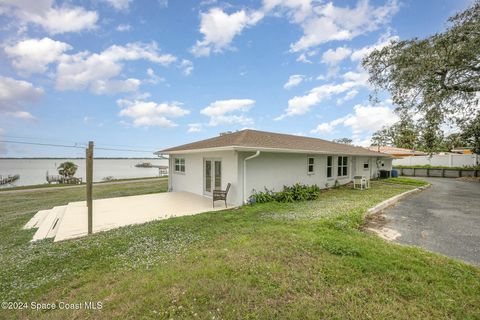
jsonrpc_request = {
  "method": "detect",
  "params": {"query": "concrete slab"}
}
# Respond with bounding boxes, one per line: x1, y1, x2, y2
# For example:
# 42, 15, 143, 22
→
54, 192, 230, 242
32, 208, 59, 241
46, 206, 67, 238
24, 209, 50, 229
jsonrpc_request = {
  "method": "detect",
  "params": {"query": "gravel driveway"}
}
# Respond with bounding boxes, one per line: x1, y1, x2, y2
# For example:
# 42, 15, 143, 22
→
382, 177, 480, 265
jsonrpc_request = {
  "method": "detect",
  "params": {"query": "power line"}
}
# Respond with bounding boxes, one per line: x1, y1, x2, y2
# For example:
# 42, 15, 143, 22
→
1, 135, 160, 150
0, 140, 84, 149
0, 140, 156, 153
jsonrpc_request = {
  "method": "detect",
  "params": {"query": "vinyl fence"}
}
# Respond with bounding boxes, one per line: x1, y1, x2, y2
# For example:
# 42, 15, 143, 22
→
393, 154, 479, 167
395, 167, 479, 178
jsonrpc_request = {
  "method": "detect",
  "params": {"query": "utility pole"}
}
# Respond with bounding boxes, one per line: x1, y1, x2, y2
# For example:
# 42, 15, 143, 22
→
86, 141, 94, 235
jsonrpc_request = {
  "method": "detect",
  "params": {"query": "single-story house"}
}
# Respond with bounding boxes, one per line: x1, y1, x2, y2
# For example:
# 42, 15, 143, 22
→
156, 129, 392, 206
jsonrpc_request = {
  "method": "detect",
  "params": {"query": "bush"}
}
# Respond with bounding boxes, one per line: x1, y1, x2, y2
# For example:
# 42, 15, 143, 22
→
250, 183, 321, 204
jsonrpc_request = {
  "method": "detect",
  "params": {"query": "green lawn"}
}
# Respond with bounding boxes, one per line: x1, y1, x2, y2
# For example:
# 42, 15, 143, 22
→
382, 177, 430, 187
0, 179, 478, 319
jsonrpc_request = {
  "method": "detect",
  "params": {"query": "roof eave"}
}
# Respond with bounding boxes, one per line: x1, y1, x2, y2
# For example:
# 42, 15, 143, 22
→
156, 145, 392, 157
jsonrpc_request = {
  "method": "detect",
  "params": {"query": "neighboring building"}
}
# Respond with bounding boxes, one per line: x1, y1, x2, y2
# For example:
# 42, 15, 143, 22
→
156, 130, 392, 206
367, 146, 428, 158
451, 147, 474, 155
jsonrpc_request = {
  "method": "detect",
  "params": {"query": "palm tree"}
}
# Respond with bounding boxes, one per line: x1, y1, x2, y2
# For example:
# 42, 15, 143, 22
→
57, 161, 78, 178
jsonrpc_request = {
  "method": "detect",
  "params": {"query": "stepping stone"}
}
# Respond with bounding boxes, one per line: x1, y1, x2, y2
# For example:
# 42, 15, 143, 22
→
23, 209, 51, 229
31, 206, 66, 242
46, 206, 67, 239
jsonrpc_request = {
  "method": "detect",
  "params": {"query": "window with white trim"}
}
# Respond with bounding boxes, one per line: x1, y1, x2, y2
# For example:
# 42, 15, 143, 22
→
363, 162, 369, 169
327, 156, 333, 178
337, 156, 348, 177
174, 158, 185, 173
307, 157, 314, 174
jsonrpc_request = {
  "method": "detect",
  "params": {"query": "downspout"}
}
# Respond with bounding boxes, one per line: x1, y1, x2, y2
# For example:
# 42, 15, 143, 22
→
243, 151, 261, 204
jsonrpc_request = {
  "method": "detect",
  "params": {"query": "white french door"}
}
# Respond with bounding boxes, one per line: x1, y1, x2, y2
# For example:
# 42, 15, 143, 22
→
204, 159, 222, 196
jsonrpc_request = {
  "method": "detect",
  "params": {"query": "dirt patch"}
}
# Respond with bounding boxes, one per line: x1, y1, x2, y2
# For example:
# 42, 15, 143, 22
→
363, 211, 401, 241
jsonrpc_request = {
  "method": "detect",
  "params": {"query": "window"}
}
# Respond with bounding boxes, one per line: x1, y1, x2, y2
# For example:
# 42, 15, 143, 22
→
307, 157, 315, 174
174, 158, 185, 173
363, 162, 369, 169
337, 156, 348, 177
327, 156, 333, 178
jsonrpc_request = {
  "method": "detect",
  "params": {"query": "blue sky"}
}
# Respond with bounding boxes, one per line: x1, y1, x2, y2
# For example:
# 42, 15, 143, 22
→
0, 0, 472, 157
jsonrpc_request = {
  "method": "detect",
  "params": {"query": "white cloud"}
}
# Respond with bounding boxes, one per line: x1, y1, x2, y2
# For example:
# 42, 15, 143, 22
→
190, 1, 398, 57
321, 46, 352, 65
311, 103, 398, 140
118, 99, 190, 127
158, 0, 168, 8
191, 8, 264, 57
188, 123, 203, 133
263, 0, 313, 23
55, 42, 176, 94
4, 37, 72, 74
145, 68, 165, 84
296, 53, 312, 64
5, 110, 35, 120
276, 72, 368, 119
0, 76, 42, 121
200, 99, 255, 126
0, 76, 43, 112
179, 59, 193, 76
283, 74, 304, 89
311, 116, 349, 134
90, 78, 141, 95
336, 89, 358, 105
344, 103, 398, 134
116, 24, 132, 32
350, 34, 399, 61
289, 0, 399, 52
102, 0, 133, 11
0, 0, 98, 34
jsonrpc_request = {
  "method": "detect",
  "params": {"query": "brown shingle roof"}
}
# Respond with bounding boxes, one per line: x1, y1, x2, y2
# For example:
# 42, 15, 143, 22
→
158, 129, 390, 157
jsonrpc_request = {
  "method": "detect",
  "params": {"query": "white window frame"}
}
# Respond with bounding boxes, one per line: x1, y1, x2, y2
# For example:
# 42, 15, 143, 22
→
337, 156, 348, 177
363, 161, 369, 169
307, 157, 315, 174
174, 157, 185, 173
326, 156, 333, 179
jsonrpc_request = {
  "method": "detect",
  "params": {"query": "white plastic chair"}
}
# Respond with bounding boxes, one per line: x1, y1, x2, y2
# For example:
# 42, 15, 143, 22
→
353, 176, 370, 189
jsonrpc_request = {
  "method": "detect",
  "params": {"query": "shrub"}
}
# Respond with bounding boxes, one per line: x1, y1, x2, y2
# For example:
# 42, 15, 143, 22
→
249, 183, 321, 204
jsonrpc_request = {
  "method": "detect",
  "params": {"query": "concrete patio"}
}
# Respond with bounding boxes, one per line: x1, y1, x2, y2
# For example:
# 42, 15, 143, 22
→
24, 192, 231, 242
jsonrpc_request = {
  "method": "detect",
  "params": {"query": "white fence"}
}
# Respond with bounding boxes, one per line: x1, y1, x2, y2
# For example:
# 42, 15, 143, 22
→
393, 154, 478, 167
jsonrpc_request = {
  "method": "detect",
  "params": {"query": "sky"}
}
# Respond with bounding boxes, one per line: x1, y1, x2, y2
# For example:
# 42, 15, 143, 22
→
0, 0, 473, 157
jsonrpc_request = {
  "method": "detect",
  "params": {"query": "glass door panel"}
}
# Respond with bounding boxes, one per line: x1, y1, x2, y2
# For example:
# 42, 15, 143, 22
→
214, 161, 222, 190
205, 160, 212, 193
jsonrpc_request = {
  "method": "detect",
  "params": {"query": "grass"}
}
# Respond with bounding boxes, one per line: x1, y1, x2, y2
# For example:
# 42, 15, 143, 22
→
0, 179, 479, 319
381, 177, 430, 187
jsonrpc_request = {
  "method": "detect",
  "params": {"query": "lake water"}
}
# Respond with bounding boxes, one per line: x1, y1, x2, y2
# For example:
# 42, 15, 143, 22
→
0, 158, 169, 188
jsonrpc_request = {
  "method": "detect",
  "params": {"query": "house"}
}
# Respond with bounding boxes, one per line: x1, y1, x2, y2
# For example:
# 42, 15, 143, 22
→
156, 130, 392, 206
450, 147, 474, 155
367, 146, 428, 158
